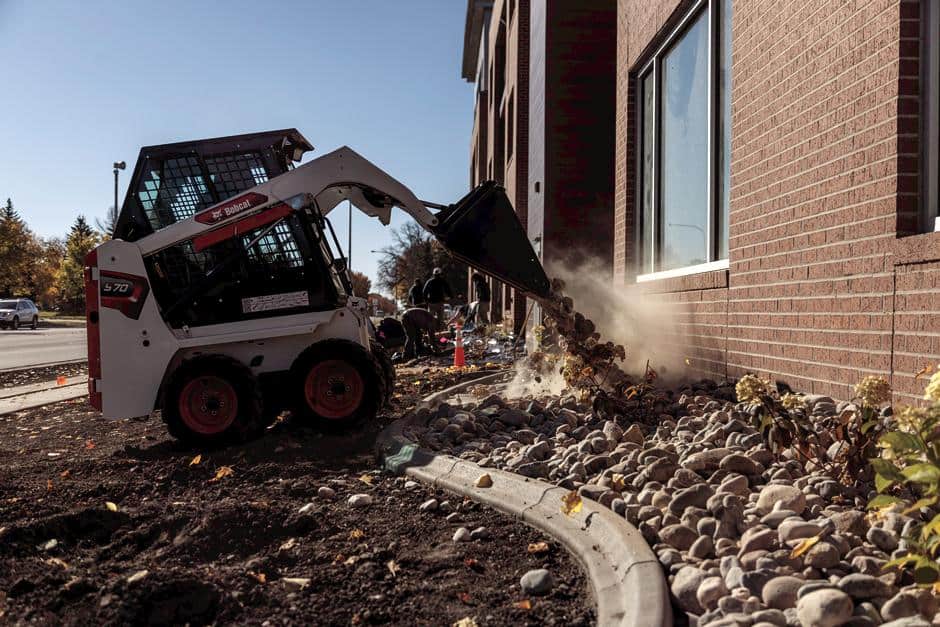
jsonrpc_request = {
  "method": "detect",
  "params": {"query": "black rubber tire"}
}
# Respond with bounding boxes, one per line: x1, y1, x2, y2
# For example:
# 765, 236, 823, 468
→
11, 317, 18, 331
370, 339, 395, 408
290, 339, 380, 431
30, 316, 38, 330
161, 355, 265, 447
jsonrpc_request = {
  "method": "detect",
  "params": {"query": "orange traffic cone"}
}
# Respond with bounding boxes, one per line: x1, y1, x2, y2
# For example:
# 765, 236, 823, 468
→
453, 322, 466, 368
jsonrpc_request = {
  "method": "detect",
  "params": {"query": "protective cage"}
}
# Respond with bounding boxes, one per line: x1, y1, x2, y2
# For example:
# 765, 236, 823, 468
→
113, 129, 313, 242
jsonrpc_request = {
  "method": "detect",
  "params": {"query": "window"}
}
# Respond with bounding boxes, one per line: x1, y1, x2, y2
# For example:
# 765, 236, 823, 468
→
636, 0, 732, 275
925, 0, 940, 231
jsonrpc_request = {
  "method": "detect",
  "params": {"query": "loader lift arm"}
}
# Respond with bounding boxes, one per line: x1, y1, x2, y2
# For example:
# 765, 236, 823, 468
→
131, 145, 550, 300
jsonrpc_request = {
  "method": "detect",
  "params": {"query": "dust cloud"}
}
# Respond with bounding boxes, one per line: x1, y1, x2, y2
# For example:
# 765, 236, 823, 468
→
503, 257, 689, 399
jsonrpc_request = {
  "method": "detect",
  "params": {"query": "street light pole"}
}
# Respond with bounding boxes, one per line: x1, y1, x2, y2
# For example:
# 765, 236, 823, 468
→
113, 161, 126, 229
348, 199, 352, 269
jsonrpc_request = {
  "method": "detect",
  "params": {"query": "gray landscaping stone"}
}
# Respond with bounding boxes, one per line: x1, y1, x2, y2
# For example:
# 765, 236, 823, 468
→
762, 576, 804, 610
837, 573, 895, 600
671, 566, 707, 614
520, 569, 554, 595
796, 589, 853, 627
756, 485, 806, 515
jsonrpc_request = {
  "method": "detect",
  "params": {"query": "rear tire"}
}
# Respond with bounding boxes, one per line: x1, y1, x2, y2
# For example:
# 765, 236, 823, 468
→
161, 355, 264, 447
30, 316, 38, 330
290, 340, 380, 431
370, 339, 395, 408
11, 317, 18, 331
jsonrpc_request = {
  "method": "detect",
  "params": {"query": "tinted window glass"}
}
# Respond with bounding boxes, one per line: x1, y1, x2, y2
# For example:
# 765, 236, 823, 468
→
660, 8, 709, 270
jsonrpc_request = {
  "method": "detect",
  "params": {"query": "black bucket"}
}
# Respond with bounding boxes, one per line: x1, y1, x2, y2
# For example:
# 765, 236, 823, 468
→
431, 181, 551, 299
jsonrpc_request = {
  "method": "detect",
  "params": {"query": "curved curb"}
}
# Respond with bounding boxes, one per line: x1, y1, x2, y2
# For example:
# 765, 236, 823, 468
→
377, 380, 672, 627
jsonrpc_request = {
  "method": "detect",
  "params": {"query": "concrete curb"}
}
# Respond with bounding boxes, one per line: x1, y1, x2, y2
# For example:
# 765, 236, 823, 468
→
377, 377, 672, 627
0, 383, 87, 416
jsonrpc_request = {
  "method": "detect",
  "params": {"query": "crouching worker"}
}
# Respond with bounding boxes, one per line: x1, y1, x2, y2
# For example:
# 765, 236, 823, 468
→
401, 307, 441, 360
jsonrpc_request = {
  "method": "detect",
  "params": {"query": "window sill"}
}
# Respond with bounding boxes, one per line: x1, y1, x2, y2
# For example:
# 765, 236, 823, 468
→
635, 259, 729, 293
892, 230, 940, 266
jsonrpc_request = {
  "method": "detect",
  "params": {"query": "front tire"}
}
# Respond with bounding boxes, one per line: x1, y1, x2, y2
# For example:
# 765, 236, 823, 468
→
11, 317, 18, 331
161, 355, 264, 447
370, 339, 395, 408
290, 340, 380, 431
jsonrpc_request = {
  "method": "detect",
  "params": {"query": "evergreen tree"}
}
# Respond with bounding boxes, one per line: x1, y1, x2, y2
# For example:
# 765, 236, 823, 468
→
57, 216, 99, 313
0, 198, 31, 297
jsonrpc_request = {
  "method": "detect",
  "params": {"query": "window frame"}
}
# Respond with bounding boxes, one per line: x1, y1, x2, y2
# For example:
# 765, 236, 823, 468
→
924, 0, 940, 232
634, 0, 730, 279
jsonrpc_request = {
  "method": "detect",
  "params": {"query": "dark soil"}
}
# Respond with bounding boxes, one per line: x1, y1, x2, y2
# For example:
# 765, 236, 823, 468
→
0, 367, 593, 626
0, 362, 88, 389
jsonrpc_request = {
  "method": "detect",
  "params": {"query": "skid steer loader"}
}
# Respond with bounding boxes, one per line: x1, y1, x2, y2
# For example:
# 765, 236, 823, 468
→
85, 129, 549, 445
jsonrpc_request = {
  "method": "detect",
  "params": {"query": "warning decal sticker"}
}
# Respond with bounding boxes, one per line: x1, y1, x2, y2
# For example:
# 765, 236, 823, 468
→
241, 291, 310, 314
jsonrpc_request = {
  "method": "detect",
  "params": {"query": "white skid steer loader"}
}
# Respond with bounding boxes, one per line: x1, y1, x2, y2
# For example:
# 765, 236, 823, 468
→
85, 129, 549, 445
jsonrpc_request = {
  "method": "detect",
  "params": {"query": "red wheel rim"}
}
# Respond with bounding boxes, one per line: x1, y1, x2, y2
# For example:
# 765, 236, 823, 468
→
178, 376, 238, 435
304, 360, 364, 419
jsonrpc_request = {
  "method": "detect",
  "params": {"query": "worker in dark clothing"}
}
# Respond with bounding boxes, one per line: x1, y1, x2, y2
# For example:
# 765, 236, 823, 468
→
423, 267, 452, 326
401, 307, 440, 359
407, 278, 425, 307
471, 272, 490, 325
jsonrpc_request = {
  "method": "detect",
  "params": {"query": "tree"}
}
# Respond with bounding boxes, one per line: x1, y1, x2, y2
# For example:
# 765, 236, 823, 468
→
376, 220, 468, 302
95, 205, 119, 239
25, 237, 65, 309
57, 216, 99, 313
0, 198, 33, 297
368, 292, 397, 315
349, 270, 372, 297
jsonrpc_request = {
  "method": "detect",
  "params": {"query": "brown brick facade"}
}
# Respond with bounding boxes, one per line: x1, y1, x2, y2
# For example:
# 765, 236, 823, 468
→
615, 0, 940, 404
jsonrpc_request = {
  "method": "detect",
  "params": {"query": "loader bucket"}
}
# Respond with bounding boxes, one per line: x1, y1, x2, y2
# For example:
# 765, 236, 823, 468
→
431, 181, 551, 299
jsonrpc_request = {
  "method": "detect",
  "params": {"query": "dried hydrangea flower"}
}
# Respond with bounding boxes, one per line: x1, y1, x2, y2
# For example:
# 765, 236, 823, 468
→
855, 376, 891, 408
735, 374, 767, 404
925, 371, 940, 403
781, 393, 807, 411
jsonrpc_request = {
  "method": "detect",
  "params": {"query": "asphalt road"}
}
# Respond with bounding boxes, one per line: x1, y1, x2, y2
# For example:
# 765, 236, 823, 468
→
0, 327, 87, 370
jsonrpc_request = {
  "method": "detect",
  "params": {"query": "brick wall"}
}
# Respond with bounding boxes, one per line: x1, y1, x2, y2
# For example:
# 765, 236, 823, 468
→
615, 0, 940, 404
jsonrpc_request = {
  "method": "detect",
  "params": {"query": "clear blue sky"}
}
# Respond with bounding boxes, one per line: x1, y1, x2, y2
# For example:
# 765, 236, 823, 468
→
0, 1, 473, 293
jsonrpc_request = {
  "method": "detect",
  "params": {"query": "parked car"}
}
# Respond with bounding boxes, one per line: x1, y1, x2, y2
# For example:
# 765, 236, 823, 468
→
0, 298, 39, 330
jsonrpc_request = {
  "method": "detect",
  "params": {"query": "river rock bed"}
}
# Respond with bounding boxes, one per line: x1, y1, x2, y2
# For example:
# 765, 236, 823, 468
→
409, 379, 939, 626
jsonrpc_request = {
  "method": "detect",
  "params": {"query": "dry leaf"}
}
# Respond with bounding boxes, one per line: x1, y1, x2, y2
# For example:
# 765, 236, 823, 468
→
513, 599, 533, 610
358, 474, 374, 486
85, 440, 95, 450
209, 466, 234, 482
105, 501, 118, 512
282, 577, 310, 590
458, 592, 472, 604
247, 571, 266, 584
46, 479, 53, 491
684, 358, 692, 366
452, 618, 478, 627
386, 560, 400, 577
475, 473, 492, 488
561, 490, 583, 516
916, 364, 936, 380
333, 553, 345, 564
527, 541, 549, 554
279, 538, 297, 551
611, 473, 627, 492
59, 469, 70, 478
46, 557, 69, 569
790, 533, 822, 558
349, 528, 365, 540
189, 454, 202, 466
343, 555, 359, 566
